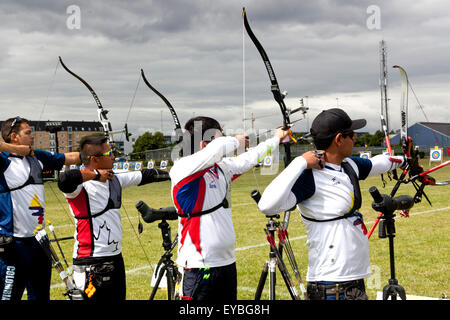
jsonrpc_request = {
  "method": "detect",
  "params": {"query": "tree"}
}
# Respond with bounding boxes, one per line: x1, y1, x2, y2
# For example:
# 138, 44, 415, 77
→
132, 131, 168, 155
354, 130, 384, 147
368, 130, 384, 146
355, 133, 371, 147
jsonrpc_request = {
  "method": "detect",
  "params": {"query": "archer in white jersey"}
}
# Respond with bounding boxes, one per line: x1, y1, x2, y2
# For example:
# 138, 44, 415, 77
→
59, 170, 169, 261
0, 117, 80, 301
170, 116, 288, 300
58, 135, 170, 300
258, 108, 406, 300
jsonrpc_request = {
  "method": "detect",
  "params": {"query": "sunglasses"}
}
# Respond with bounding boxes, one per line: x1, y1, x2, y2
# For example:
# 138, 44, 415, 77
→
341, 131, 356, 140
89, 148, 114, 159
7, 116, 24, 137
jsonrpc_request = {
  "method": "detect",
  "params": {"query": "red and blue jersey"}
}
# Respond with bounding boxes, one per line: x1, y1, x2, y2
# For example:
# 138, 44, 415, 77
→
170, 135, 281, 268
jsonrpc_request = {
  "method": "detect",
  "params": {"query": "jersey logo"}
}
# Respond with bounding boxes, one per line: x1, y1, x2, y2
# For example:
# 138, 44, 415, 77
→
353, 217, 368, 235
205, 171, 218, 189
352, 212, 368, 235
330, 176, 340, 185
29, 194, 44, 224
94, 221, 119, 252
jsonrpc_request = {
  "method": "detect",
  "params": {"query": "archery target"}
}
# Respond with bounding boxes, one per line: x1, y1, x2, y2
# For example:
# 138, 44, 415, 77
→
135, 162, 142, 170
263, 155, 273, 166
147, 160, 154, 169
430, 148, 442, 162
160, 160, 168, 170
359, 151, 371, 159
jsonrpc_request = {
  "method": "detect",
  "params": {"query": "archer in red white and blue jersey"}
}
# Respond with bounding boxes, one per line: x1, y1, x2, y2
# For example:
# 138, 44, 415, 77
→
58, 168, 170, 263
170, 134, 284, 269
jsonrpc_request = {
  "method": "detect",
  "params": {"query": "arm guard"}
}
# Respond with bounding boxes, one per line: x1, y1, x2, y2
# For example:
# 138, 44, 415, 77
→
139, 169, 170, 185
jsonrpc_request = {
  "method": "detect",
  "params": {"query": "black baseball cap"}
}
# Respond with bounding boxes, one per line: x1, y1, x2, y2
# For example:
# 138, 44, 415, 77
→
310, 108, 366, 140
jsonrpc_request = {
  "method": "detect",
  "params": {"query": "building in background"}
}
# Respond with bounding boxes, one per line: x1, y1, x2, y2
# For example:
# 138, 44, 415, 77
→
389, 122, 450, 154
0, 120, 126, 154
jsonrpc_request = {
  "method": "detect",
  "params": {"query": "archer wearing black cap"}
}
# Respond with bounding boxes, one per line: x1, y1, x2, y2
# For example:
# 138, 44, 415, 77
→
258, 108, 407, 300
310, 108, 366, 149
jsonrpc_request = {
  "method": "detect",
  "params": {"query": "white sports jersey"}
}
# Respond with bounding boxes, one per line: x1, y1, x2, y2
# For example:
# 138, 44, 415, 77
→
63, 171, 142, 261
170, 136, 280, 268
0, 151, 65, 238
258, 154, 405, 281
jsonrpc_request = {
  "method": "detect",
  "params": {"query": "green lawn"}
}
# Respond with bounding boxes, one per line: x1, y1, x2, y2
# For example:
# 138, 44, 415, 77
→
44, 157, 449, 300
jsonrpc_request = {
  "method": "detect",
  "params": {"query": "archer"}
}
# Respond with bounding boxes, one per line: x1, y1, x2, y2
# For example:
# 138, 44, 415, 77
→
57, 135, 170, 300
0, 116, 81, 300
258, 108, 407, 300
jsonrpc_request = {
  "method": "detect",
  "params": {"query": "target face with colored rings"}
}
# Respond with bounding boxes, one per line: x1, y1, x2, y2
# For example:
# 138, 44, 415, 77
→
431, 151, 441, 159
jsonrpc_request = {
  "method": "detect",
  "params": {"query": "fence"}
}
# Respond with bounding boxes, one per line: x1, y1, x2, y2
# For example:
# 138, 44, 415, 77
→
129, 144, 443, 167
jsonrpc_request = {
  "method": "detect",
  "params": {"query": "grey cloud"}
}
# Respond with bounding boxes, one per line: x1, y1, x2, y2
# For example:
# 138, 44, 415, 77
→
0, 0, 449, 153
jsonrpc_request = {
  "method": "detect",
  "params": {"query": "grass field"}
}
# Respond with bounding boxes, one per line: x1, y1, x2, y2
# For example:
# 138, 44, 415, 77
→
43, 157, 449, 300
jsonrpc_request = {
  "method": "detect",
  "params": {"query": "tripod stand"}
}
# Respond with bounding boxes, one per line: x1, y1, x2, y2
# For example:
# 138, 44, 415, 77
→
378, 211, 407, 300
149, 220, 181, 300
254, 214, 301, 300
370, 186, 414, 300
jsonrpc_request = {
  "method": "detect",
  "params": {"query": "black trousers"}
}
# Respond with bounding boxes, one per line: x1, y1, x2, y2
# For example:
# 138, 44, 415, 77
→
0, 237, 51, 300
182, 262, 237, 300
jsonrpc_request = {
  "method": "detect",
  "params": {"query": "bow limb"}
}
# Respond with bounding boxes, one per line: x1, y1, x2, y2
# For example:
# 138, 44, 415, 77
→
140, 69, 182, 143
59, 56, 131, 145
393, 65, 409, 157
243, 9, 306, 283
242, 8, 295, 166
369, 66, 411, 239
58, 57, 153, 269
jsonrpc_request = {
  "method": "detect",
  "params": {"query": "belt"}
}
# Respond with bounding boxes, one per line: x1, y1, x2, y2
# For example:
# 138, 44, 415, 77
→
308, 279, 363, 299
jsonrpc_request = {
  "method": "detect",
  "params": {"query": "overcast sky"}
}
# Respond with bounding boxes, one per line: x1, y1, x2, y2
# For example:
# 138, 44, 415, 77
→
1, 0, 449, 151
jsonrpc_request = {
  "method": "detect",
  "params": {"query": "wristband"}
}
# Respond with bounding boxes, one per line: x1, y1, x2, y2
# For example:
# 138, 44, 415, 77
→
93, 169, 101, 181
